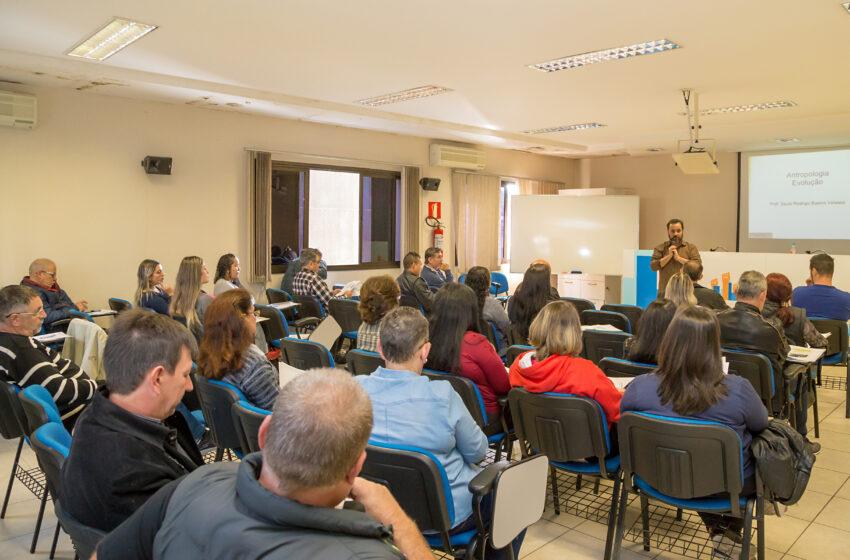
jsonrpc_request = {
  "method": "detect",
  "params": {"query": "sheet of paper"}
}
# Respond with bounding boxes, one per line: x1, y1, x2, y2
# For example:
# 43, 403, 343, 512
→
279, 361, 304, 387
786, 345, 826, 364
256, 316, 269, 323
609, 377, 633, 390
88, 310, 117, 317
580, 324, 623, 332
33, 332, 68, 343
309, 315, 343, 351
269, 302, 299, 310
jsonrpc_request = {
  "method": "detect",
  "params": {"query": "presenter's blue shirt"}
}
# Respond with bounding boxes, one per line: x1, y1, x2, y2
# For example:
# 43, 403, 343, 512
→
355, 367, 488, 527
791, 284, 850, 321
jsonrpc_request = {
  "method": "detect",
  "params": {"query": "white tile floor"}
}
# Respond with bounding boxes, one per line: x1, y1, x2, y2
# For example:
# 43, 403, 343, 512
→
1, 368, 848, 559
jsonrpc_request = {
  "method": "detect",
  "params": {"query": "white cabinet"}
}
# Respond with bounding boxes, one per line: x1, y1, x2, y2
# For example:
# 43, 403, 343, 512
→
557, 273, 606, 309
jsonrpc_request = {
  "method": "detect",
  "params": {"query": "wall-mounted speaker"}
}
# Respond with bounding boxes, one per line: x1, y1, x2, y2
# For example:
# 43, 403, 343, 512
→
419, 177, 441, 191
141, 156, 172, 175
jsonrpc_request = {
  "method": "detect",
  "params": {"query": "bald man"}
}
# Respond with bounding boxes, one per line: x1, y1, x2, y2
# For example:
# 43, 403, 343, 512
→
21, 258, 87, 332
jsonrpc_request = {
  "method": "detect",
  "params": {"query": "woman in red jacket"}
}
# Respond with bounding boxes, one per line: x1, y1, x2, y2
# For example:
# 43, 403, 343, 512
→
509, 300, 622, 430
429, 283, 511, 434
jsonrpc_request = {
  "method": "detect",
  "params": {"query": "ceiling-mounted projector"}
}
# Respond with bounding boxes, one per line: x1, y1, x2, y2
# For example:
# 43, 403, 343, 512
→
673, 89, 719, 175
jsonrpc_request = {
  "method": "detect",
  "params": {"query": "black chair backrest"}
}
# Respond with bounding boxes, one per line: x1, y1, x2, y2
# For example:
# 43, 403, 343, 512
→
422, 370, 487, 429
506, 344, 534, 367
508, 388, 613, 476
328, 299, 363, 333
601, 304, 643, 335
581, 310, 631, 333
265, 289, 299, 322
598, 357, 656, 378
582, 331, 631, 364
193, 376, 243, 451
0, 383, 26, 439
483, 321, 499, 350
30, 428, 66, 499
107, 298, 132, 314
361, 443, 452, 536
721, 348, 775, 407
618, 412, 744, 515
281, 338, 333, 369
231, 401, 269, 454
255, 304, 289, 343
55, 501, 106, 560
561, 297, 596, 315
345, 349, 385, 375
399, 294, 425, 313
295, 294, 325, 319
809, 318, 848, 359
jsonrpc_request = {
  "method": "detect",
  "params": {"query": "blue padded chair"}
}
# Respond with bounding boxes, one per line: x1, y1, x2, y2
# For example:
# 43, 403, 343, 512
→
345, 349, 385, 376
721, 348, 777, 410
19, 385, 63, 435
561, 297, 596, 315
0, 383, 28, 519
327, 298, 362, 346
281, 337, 335, 369
582, 331, 631, 364
809, 317, 849, 418
194, 376, 246, 462
30, 422, 74, 559
457, 273, 467, 285
505, 344, 534, 368
612, 412, 765, 560
490, 271, 510, 297
581, 310, 632, 333
508, 388, 621, 560
294, 294, 326, 320
107, 298, 133, 314
601, 304, 643, 335
231, 400, 270, 455
598, 358, 656, 379
255, 304, 291, 348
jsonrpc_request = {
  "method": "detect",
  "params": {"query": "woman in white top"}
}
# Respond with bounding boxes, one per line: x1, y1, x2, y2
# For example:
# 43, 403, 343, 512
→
213, 254, 242, 296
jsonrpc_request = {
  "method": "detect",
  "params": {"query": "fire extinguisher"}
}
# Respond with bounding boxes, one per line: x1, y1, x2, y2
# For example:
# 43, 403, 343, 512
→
425, 201, 444, 248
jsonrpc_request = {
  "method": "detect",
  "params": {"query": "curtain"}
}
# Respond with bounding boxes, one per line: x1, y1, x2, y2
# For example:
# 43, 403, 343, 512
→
452, 172, 501, 272
402, 166, 421, 256
248, 151, 272, 284
518, 178, 563, 195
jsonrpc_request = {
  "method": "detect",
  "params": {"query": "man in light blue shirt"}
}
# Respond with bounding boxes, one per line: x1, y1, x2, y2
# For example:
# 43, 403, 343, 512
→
355, 307, 487, 528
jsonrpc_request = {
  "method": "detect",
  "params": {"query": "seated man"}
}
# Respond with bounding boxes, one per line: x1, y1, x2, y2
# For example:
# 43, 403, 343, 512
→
792, 253, 850, 321
684, 261, 729, 311
61, 309, 204, 532
396, 251, 434, 313
717, 271, 817, 450
420, 246, 454, 292
356, 307, 522, 558
280, 247, 327, 294
0, 285, 96, 428
291, 247, 341, 311
20, 258, 88, 332
94, 369, 432, 560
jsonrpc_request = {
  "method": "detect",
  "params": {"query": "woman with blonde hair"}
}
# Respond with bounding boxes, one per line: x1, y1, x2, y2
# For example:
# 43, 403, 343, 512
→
664, 271, 697, 307
135, 259, 173, 315
169, 256, 212, 339
198, 289, 279, 409
356, 275, 400, 353
509, 300, 621, 429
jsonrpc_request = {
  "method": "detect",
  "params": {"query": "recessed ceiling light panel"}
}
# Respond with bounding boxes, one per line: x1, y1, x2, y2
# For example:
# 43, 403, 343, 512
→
775, 137, 801, 143
67, 17, 157, 61
843, 2, 850, 14
356, 85, 452, 107
699, 100, 796, 116
529, 39, 680, 72
523, 123, 606, 134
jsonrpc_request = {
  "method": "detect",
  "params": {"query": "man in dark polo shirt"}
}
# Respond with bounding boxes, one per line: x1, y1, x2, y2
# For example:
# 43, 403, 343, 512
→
94, 369, 432, 560
651, 218, 702, 297
61, 310, 203, 532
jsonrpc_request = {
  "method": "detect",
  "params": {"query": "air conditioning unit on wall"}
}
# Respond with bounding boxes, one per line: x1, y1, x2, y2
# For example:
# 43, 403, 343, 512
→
429, 143, 486, 170
0, 90, 37, 129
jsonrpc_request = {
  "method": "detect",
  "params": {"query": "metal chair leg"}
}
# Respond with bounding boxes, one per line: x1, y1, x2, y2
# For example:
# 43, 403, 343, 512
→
756, 495, 765, 560
611, 481, 630, 560
593, 477, 601, 495
640, 495, 650, 551
30, 488, 48, 553
1, 437, 23, 518
550, 466, 560, 515
740, 500, 755, 560
214, 448, 224, 462
576, 474, 583, 491
49, 519, 61, 559
604, 475, 621, 560
811, 377, 820, 439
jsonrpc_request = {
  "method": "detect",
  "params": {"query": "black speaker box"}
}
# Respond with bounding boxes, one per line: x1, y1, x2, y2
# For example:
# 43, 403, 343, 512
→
141, 156, 173, 175
419, 177, 440, 191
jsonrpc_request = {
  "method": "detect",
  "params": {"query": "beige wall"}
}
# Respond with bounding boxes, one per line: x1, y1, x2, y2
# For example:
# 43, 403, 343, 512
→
588, 152, 739, 251
0, 86, 575, 308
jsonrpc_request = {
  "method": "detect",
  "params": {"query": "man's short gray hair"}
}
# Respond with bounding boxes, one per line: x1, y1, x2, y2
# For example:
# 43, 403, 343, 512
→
264, 369, 373, 492
0, 285, 39, 320
379, 307, 429, 363
736, 270, 767, 300
300, 248, 321, 265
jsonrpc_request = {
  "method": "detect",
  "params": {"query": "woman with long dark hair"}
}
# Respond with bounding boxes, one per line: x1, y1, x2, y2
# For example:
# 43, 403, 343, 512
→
464, 266, 510, 353
213, 253, 242, 296
428, 283, 510, 432
621, 305, 769, 557
763, 272, 827, 348
625, 299, 677, 364
508, 262, 559, 343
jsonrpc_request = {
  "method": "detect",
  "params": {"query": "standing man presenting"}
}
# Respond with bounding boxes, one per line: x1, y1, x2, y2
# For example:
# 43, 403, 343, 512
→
651, 218, 701, 297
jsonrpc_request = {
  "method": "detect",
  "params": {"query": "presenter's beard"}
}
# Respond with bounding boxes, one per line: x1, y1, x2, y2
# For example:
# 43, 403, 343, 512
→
669, 236, 682, 246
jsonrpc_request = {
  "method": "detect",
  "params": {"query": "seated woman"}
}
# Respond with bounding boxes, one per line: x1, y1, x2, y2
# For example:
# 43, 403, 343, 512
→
508, 262, 559, 343
621, 305, 769, 558
509, 300, 621, 431
135, 259, 173, 315
170, 256, 213, 341
197, 289, 280, 410
763, 272, 828, 348
429, 283, 510, 434
664, 271, 697, 307
625, 299, 677, 364
213, 253, 242, 296
464, 266, 510, 355
356, 275, 399, 353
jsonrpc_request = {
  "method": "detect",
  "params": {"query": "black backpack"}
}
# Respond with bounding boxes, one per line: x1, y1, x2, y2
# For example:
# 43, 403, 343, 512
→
751, 420, 815, 506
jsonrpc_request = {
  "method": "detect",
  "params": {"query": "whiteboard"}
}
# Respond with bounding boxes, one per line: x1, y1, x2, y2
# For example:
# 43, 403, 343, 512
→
510, 195, 640, 275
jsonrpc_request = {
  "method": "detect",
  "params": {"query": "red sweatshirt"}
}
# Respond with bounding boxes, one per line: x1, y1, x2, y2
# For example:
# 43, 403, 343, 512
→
508, 351, 622, 426
459, 331, 512, 416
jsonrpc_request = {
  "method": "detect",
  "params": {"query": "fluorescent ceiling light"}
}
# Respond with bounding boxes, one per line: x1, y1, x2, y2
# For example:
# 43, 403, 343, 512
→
775, 137, 801, 143
529, 39, 679, 72
843, 2, 850, 14
523, 123, 606, 134
646, 147, 664, 152
356, 85, 451, 107
67, 17, 157, 61
698, 100, 796, 116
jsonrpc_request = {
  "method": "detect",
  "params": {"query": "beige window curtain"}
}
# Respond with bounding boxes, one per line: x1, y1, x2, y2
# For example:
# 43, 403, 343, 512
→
452, 172, 501, 273
247, 150, 272, 284
402, 166, 421, 255
518, 178, 563, 195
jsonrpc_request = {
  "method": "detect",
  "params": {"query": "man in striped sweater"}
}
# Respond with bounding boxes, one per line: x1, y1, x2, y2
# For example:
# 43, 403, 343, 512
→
0, 285, 96, 428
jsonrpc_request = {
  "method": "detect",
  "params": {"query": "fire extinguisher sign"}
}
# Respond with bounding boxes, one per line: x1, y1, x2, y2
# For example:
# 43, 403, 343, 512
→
428, 201, 442, 219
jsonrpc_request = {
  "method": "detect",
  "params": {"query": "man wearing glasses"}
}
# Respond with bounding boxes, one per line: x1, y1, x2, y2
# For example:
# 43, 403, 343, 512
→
0, 285, 96, 429
20, 258, 88, 332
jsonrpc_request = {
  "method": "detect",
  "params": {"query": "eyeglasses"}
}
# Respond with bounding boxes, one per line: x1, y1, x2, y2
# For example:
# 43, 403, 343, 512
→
245, 309, 261, 318
5, 307, 45, 318
40, 271, 56, 277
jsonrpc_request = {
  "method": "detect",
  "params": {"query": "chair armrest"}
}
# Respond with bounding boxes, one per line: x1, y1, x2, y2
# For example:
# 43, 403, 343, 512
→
468, 461, 510, 496
292, 317, 321, 329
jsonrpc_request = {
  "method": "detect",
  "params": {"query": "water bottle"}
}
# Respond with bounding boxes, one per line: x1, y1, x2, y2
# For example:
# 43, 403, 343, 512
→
790, 242, 797, 255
